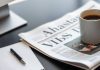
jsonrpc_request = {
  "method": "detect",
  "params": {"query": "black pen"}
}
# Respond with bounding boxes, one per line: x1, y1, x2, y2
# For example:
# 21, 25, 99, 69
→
10, 48, 26, 65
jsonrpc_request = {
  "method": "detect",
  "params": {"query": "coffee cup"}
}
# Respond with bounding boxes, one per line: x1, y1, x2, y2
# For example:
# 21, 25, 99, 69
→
80, 9, 100, 45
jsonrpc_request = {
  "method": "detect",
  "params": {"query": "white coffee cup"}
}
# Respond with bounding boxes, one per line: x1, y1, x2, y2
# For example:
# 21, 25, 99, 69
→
80, 9, 100, 45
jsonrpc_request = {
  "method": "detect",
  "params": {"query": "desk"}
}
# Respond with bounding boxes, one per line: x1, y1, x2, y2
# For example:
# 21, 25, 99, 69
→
0, 0, 100, 70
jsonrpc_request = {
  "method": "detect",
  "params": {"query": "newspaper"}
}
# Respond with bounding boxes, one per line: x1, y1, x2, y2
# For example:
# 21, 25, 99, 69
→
19, 1, 100, 70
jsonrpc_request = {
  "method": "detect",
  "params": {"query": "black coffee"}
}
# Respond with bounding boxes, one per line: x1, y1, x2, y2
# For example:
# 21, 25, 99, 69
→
83, 15, 100, 20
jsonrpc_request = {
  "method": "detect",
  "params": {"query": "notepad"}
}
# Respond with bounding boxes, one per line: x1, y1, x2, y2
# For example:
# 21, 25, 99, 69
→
0, 42, 44, 70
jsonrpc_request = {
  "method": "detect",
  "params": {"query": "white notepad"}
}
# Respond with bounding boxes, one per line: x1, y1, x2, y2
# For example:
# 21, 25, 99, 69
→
0, 42, 44, 70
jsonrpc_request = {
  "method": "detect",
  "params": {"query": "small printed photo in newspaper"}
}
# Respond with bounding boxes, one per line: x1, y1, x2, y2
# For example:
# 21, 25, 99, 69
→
64, 37, 100, 55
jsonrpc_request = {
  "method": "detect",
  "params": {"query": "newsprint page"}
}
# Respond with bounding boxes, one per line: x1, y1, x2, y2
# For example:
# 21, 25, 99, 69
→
19, 1, 100, 70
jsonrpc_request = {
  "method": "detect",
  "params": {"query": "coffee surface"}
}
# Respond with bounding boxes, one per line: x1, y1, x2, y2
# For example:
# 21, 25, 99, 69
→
83, 15, 100, 20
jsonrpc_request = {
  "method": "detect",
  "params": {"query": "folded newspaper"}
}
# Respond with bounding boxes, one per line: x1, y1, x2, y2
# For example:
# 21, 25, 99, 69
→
19, 1, 100, 70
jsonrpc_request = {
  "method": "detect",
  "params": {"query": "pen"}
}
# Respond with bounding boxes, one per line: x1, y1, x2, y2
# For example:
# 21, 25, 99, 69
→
10, 48, 26, 65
